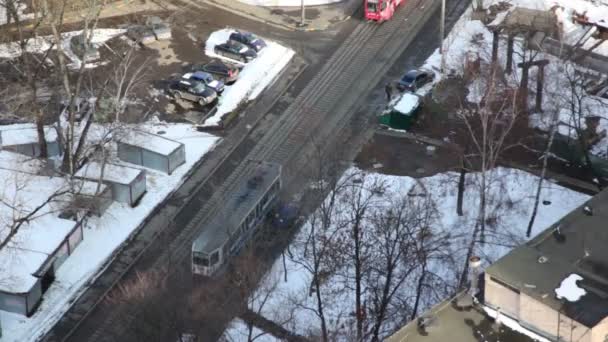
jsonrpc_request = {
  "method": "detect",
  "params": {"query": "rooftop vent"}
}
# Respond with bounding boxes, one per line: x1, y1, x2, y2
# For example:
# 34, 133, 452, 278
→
538, 255, 549, 263
553, 226, 566, 243
583, 205, 593, 216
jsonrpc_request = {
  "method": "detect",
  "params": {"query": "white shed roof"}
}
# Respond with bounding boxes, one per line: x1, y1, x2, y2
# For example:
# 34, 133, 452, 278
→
0, 247, 48, 294
393, 93, 420, 115
120, 130, 182, 156
74, 161, 144, 185
0, 124, 58, 146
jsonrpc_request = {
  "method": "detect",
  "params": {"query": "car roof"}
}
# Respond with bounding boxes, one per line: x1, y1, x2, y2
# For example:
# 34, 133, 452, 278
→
192, 71, 211, 78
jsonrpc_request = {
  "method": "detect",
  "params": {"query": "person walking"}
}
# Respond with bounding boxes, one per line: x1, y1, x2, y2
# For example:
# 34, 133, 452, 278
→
385, 82, 393, 103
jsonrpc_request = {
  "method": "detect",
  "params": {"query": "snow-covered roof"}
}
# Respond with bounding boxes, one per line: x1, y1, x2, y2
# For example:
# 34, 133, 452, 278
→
74, 161, 144, 185
0, 169, 80, 294
0, 150, 45, 174
119, 130, 183, 156
0, 124, 58, 146
393, 93, 420, 115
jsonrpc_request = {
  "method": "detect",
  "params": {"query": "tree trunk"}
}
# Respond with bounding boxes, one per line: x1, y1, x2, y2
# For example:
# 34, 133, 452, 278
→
354, 217, 363, 341
456, 164, 466, 216
36, 111, 49, 158
411, 266, 426, 320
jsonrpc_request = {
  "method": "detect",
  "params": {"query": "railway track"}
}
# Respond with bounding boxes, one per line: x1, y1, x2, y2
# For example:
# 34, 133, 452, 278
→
40, 0, 476, 339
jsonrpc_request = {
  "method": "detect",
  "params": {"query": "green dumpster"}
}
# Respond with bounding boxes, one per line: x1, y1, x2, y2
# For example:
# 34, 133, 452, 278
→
378, 93, 421, 130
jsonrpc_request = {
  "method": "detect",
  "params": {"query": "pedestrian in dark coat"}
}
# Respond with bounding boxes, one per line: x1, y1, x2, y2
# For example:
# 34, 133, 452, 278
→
385, 83, 393, 103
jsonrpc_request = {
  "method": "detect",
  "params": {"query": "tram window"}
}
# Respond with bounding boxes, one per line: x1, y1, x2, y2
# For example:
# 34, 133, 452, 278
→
367, 1, 378, 12
210, 251, 220, 265
193, 253, 209, 267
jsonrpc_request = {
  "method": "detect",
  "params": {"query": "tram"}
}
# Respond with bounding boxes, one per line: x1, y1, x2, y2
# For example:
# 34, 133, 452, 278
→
364, 0, 406, 21
191, 161, 281, 276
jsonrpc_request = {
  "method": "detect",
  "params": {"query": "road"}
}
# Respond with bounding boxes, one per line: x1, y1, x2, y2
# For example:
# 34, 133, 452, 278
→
41, 0, 470, 340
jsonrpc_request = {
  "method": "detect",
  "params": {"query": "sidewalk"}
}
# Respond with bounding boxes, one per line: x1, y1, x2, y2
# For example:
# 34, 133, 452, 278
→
201, 0, 361, 31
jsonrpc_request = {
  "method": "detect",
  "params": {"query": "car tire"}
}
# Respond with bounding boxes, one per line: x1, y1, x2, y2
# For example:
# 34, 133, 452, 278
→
198, 98, 207, 106
240, 56, 247, 63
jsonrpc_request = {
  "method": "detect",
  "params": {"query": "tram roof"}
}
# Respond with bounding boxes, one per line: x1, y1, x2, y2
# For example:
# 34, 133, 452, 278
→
192, 161, 281, 255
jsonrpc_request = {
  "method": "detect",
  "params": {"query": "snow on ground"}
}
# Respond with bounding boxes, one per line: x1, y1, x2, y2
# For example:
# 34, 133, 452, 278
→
0, 121, 220, 342
482, 0, 608, 57
222, 167, 589, 340
203, 29, 294, 127
554, 273, 587, 302
221, 319, 277, 342
0, 28, 125, 69
423, 1, 608, 158
237, 0, 341, 6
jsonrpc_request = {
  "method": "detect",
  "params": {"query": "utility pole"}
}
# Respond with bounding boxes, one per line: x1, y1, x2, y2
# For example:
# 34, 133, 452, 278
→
440, 0, 446, 73
300, 0, 306, 27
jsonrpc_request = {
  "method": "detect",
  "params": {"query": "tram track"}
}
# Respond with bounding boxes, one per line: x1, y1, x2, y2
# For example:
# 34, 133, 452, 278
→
44, 0, 474, 339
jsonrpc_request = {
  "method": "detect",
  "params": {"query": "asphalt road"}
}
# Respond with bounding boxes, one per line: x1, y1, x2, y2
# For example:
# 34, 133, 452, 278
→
41, 0, 470, 340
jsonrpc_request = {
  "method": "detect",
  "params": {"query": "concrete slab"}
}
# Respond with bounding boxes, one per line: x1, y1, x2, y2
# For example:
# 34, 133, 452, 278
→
201, 0, 361, 31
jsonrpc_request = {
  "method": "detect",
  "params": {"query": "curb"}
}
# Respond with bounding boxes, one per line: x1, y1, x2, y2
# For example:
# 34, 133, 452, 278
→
202, 0, 359, 32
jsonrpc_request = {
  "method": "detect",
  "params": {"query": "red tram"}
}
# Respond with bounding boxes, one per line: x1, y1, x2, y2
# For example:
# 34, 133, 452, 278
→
364, 0, 406, 21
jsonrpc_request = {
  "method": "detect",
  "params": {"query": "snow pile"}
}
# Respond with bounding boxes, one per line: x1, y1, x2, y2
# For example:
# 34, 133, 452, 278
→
0, 28, 125, 69
0, 121, 220, 342
203, 28, 294, 127
483, 305, 552, 342
393, 93, 420, 114
554, 273, 587, 302
222, 167, 589, 340
236, 0, 341, 6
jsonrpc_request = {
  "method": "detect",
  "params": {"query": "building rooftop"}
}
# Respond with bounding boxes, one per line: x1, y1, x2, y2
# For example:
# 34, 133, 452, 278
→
192, 161, 280, 255
0, 124, 58, 146
74, 161, 144, 185
387, 294, 535, 342
486, 187, 608, 327
118, 130, 183, 156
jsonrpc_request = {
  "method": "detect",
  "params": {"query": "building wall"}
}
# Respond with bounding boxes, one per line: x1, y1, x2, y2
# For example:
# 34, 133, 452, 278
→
0, 291, 28, 316
520, 293, 592, 342
142, 149, 168, 173
129, 170, 146, 206
25, 281, 42, 317
592, 316, 608, 342
484, 274, 520, 319
168, 144, 186, 174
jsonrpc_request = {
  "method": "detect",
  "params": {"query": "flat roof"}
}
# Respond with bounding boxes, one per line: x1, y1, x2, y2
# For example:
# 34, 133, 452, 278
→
0, 124, 58, 146
192, 161, 281, 255
486, 187, 608, 327
74, 161, 144, 185
118, 130, 183, 156
0, 150, 45, 174
387, 294, 535, 342
0, 169, 80, 294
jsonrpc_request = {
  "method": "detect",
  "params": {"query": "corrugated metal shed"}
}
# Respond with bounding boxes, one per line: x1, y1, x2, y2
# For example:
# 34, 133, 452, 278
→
117, 130, 186, 174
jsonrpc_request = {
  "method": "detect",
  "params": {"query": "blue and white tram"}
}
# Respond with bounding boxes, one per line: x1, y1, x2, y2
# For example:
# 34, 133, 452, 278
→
191, 161, 282, 276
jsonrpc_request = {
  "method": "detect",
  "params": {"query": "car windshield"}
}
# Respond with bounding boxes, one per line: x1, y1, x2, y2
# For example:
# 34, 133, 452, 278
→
402, 73, 416, 83
192, 83, 206, 93
367, 0, 378, 12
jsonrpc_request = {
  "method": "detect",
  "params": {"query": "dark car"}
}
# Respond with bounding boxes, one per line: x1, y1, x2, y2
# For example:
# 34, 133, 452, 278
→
214, 40, 257, 63
193, 60, 240, 84
168, 79, 217, 106
182, 71, 225, 93
229, 31, 266, 52
397, 69, 435, 92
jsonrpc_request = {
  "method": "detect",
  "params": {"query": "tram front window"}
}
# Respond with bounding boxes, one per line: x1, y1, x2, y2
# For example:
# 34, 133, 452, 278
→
367, 0, 378, 12
210, 251, 219, 265
193, 252, 209, 267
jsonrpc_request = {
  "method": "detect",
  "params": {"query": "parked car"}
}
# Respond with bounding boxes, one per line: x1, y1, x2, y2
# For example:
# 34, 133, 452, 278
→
397, 69, 435, 92
229, 31, 266, 52
192, 60, 240, 84
168, 79, 217, 106
214, 40, 257, 63
182, 71, 225, 93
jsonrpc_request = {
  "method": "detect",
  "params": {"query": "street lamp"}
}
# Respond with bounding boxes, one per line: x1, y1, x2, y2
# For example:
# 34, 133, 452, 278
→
300, 0, 306, 27
439, 0, 446, 73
